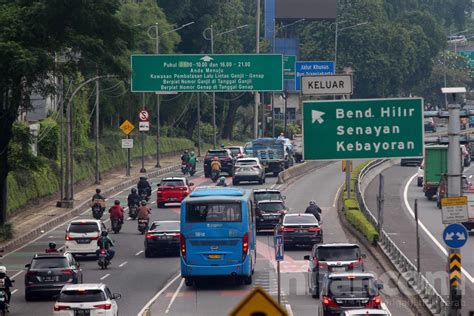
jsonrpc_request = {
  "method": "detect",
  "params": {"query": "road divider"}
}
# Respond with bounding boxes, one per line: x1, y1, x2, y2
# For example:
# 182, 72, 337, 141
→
276, 161, 332, 184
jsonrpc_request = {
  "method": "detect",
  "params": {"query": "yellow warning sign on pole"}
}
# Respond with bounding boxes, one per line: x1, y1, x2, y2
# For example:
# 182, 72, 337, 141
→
119, 119, 135, 135
229, 287, 287, 316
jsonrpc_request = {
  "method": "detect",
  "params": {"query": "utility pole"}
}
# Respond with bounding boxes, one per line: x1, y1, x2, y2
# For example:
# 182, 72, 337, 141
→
197, 93, 202, 157
272, 18, 276, 138
95, 74, 100, 184
254, 0, 261, 139
126, 87, 132, 177
211, 25, 217, 149
59, 76, 65, 203
154, 22, 161, 168
140, 93, 146, 173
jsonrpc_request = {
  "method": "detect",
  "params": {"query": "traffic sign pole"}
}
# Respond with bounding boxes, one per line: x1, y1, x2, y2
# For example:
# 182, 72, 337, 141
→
126, 134, 131, 177
450, 251, 462, 312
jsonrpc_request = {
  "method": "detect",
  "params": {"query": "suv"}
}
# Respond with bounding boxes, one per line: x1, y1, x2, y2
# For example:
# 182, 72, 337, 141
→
203, 149, 235, 177
253, 189, 284, 204
319, 272, 383, 315
53, 283, 121, 316
25, 252, 82, 300
256, 200, 287, 231
156, 177, 193, 208
64, 220, 106, 257
233, 158, 265, 185
304, 243, 366, 298
226, 146, 245, 159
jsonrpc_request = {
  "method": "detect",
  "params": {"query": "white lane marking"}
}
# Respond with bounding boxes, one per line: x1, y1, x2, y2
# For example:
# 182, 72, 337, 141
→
119, 261, 128, 268
11, 270, 24, 279
151, 201, 156, 205
100, 274, 110, 280
135, 250, 144, 256
333, 183, 344, 208
165, 278, 184, 314
381, 303, 392, 315
285, 304, 293, 316
404, 173, 474, 283
11, 289, 18, 295
270, 184, 276, 189
137, 273, 181, 316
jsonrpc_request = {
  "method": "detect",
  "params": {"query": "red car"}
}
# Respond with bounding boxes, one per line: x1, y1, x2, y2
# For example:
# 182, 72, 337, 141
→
156, 177, 193, 208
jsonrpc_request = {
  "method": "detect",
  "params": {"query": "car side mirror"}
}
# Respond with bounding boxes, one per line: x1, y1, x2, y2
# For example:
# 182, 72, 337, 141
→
10, 279, 15, 283
24, 264, 30, 268
361, 254, 366, 259
304, 255, 310, 261
282, 196, 286, 200
376, 281, 384, 290
113, 293, 122, 300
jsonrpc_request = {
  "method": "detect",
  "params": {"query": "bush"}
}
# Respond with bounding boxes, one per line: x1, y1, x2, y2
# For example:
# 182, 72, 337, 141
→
343, 199, 359, 211
38, 117, 60, 160
346, 210, 379, 244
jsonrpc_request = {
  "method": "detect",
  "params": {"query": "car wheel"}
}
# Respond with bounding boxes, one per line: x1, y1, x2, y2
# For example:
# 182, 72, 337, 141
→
145, 249, 153, 258
417, 178, 423, 187
244, 275, 252, 285
157, 202, 165, 208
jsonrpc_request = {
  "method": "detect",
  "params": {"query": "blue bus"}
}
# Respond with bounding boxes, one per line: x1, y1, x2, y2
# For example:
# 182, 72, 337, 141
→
180, 187, 256, 286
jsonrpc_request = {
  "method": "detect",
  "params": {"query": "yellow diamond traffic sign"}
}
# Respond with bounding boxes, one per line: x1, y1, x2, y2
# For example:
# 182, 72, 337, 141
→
229, 287, 287, 316
119, 120, 135, 135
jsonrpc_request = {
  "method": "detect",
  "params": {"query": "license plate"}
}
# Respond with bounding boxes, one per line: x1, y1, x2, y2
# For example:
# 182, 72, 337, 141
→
331, 267, 346, 272
76, 238, 90, 244
208, 254, 221, 259
297, 229, 307, 233
43, 276, 57, 282
75, 310, 90, 316
169, 198, 177, 201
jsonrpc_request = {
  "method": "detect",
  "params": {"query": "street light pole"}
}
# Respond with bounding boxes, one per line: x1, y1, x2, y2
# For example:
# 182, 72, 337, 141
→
95, 73, 100, 184
211, 25, 216, 149
254, 0, 261, 139
154, 22, 161, 168
334, 21, 368, 71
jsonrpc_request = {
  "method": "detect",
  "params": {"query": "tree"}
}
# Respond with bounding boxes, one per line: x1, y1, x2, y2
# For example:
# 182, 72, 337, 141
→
0, 0, 133, 224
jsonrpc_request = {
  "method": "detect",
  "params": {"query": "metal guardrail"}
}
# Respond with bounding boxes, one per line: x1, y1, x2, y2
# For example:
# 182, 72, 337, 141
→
355, 160, 448, 315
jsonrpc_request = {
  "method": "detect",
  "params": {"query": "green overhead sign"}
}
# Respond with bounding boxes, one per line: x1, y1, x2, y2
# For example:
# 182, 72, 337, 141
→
131, 54, 283, 92
302, 98, 424, 160
283, 55, 296, 80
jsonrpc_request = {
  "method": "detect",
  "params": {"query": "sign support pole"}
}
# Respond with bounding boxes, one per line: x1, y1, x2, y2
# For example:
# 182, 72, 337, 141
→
197, 93, 201, 157
277, 260, 281, 305
254, 0, 260, 139
95, 74, 100, 184
140, 132, 146, 173
345, 161, 351, 199
126, 134, 131, 177
155, 23, 161, 169
415, 199, 421, 272
449, 249, 462, 315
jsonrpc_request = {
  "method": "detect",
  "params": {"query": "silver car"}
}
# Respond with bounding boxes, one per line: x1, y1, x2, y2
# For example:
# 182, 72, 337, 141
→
232, 157, 265, 185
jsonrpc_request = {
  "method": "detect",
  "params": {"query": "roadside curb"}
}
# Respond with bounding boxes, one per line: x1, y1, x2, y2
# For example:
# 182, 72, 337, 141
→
277, 161, 332, 184
0, 164, 180, 255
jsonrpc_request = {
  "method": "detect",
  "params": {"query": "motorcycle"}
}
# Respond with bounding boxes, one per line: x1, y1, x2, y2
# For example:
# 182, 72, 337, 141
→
139, 191, 150, 202
111, 219, 122, 234
181, 161, 189, 175
92, 203, 104, 220
211, 170, 220, 183
129, 203, 138, 220
138, 219, 148, 234
97, 249, 110, 270
189, 164, 196, 176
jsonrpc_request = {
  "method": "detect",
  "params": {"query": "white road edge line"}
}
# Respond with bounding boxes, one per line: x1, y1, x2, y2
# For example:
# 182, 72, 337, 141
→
119, 261, 128, 268
333, 183, 344, 208
135, 250, 144, 256
404, 173, 474, 283
165, 278, 184, 314
381, 303, 391, 315
285, 304, 294, 316
100, 273, 110, 280
137, 273, 181, 316
11, 289, 18, 295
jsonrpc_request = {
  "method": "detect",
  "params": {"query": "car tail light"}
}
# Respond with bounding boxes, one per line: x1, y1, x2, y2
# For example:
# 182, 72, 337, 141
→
242, 232, 249, 259
322, 295, 339, 308
279, 210, 288, 215
366, 295, 381, 308
25, 271, 37, 284
61, 269, 73, 276
146, 233, 155, 239
90, 235, 99, 240
281, 227, 295, 232
94, 303, 112, 310
348, 258, 364, 270
314, 259, 328, 269
54, 305, 71, 311
308, 227, 321, 232
180, 233, 186, 259
65, 234, 73, 241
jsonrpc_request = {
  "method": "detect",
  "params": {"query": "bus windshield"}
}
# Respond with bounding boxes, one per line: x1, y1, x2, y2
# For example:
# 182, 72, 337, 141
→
186, 202, 242, 222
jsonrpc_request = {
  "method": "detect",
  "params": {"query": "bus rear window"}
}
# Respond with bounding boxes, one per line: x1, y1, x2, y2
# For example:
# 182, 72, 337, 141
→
186, 202, 242, 222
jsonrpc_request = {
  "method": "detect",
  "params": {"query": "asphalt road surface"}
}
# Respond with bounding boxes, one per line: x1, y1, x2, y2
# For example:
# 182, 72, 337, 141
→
3, 162, 412, 316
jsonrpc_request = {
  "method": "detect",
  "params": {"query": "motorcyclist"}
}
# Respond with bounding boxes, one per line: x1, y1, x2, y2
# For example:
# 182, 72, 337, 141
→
127, 188, 140, 209
137, 176, 152, 197
189, 151, 197, 173
91, 188, 105, 211
0, 266, 13, 308
216, 176, 227, 187
181, 150, 190, 165
109, 200, 125, 225
210, 156, 221, 181
96, 231, 115, 260
137, 200, 151, 226
305, 200, 322, 222
45, 242, 59, 253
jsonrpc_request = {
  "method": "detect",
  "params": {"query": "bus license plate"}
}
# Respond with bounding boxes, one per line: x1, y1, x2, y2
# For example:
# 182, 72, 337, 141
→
208, 254, 221, 259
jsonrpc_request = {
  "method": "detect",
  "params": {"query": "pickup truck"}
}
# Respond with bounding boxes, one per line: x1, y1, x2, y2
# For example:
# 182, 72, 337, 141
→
252, 138, 287, 176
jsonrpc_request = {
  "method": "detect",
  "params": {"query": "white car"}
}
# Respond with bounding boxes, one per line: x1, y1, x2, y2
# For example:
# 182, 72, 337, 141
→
64, 220, 106, 256
417, 159, 424, 187
53, 283, 121, 316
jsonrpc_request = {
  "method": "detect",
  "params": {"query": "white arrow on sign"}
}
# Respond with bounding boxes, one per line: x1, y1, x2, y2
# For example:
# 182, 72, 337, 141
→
312, 110, 325, 124
445, 232, 455, 240
200, 55, 213, 62
456, 232, 466, 240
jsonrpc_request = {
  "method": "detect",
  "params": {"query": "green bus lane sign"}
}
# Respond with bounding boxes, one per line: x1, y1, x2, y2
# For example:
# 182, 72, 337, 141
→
302, 98, 424, 160
283, 55, 296, 80
131, 54, 283, 92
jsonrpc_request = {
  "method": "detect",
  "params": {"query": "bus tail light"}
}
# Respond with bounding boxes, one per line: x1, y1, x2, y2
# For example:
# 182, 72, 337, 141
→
180, 233, 186, 260
242, 232, 249, 260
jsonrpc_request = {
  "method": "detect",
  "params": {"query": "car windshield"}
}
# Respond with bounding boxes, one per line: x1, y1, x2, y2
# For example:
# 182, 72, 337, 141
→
69, 223, 98, 233
236, 160, 257, 166
58, 290, 106, 302
254, 192, 282, 202
150, 221, 180, 231
161, 180, 185, 187
316, 246, 360, 261
31, 257, 69, 269
186, 202, 242, 222
259, 202, 285, 212
328, 277, 377, 298
284, 215, 318, 225
228, 148, 241, 156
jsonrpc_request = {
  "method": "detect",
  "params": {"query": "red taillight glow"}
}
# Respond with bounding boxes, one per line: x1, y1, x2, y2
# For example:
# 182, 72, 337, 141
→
100, 249, 107, 255
242, 232, 249, 259
314, 259, 328, 269
281, 227, 296, 232
308, 227, 321, 232
62, 269, 73, 276
65, 234, 73, 241
94, 303, 112, 310
322, 295, 339, 308
54, 305, 71, 311
180, 233, 186, 259
366, 295, 382, 308
146, 233, 155, 239
348, 258, 363, 270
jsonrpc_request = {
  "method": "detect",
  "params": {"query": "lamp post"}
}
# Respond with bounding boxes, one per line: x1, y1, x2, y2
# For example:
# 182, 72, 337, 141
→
271, 18, 305, 137
203, 24, 249, 148
147, 21, 194, 167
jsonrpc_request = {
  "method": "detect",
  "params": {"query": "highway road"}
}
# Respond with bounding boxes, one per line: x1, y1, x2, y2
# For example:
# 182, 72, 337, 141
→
365, 162, 474, 315
2, 162, 413, 315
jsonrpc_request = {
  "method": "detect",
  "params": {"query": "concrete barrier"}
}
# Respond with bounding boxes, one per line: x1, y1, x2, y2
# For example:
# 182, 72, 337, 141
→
277, 161, 331, 184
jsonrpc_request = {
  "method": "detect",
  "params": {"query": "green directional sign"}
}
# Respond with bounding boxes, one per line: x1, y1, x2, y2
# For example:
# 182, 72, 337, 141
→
131, 54, 283, 92
303, 98, 424, 160
283, 55, 296, 80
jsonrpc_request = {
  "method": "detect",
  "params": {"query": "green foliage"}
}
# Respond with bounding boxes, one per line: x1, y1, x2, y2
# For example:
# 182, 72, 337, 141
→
192, 122, 216, 145
8, 122, 42, 171
344, 199, 359, 211
346, 210, 379, 244
0, 223, 13, 241
38, 117, 60, 160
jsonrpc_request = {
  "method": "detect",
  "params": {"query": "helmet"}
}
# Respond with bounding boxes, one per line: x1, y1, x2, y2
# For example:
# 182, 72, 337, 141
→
96, 188, 101, 194
141, 200, 147, 206
114, 200, 120, 205
309, 200, 316, 206
101, 231, 108, 237
131, 188, 137, 194
49, 242, 57, 249
0, 266, 6, 274
219, 176, 226, 183
184, 150, 189, 154
190, 151, 195, 155
221, 144, 225, 148
213, 156, 219, 161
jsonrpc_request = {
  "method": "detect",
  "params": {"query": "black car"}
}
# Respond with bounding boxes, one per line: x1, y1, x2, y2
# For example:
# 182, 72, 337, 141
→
144, 220, 180, 257
304, 243, 366, 298
275, 213, 323, 249
203, 149, 235, 177
253, 189, 285, 204
24, 252, 82, 300
319, 272, 383, 316
256, 200, 287, 231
